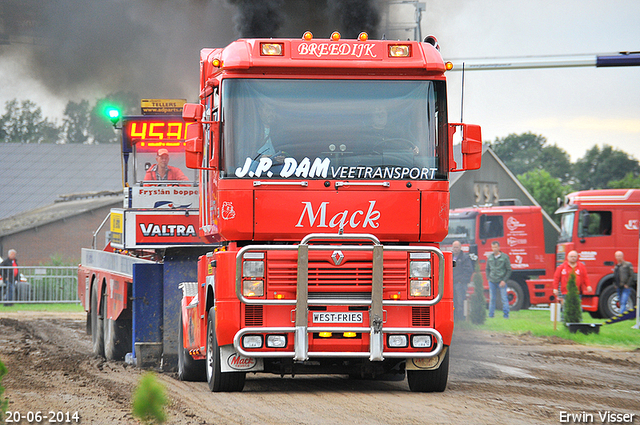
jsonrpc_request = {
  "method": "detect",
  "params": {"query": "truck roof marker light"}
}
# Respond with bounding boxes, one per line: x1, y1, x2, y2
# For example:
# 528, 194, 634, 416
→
445, 61, 454, 71
358, 32, 368, 42
303, 31, 313, 41
331, 31, 341, 41
261, 43, 284, 56
212, 58, 221, 67
389, 44, 411, 57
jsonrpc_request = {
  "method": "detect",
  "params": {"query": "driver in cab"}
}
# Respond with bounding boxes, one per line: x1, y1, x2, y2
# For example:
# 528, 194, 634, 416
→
367, 106, 418, 154
144, 148, 189, 183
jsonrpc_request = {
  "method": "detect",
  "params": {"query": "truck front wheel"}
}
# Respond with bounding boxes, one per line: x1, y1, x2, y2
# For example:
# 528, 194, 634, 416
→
599, 285, 636, 318
406, 348, 449, 392
495, 280, 525, 311
206, 307, 245, 392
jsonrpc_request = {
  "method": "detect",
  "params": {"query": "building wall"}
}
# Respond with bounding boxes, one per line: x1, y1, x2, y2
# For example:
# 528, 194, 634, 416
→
0, 204, 116, 265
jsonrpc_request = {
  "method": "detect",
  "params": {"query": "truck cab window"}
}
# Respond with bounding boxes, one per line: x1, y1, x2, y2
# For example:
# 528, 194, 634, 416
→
579, 211, 612, 237
479, 215, 503, 239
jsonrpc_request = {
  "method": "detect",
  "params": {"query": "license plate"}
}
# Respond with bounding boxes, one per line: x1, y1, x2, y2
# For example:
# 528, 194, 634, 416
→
312, 312, 363, 323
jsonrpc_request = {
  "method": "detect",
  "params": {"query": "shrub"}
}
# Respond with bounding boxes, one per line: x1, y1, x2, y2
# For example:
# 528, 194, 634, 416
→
132, 372, 167, 424
0, 359, 8, 418
469, 262, 487, 325
563, 272, 582, 324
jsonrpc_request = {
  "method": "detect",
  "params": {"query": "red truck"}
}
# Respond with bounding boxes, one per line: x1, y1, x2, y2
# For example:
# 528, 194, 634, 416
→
530, 189, 639, 318
443, 204, 555, 311
176, 32, 482, 392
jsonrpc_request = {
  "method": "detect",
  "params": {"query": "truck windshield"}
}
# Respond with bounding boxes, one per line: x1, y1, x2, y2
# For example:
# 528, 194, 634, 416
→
558, 212, 574, 243
443, 217, 475, 245
220, 79, 446, 181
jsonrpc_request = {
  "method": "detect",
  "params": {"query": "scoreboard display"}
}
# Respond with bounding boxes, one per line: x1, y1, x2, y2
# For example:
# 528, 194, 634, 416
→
121, 115, 193, 153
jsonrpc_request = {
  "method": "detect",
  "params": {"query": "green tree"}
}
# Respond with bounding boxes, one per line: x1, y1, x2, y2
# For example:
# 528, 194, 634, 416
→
574, 145, 640, 190
489, 132, 572, 182
518, 169, 569, 225
1, 99, 60, 143
62, 99, 91, 144
563, 272, 582, 324
607, 172, 640, 189
132, 372, 167, 424
469, 262, 486, 325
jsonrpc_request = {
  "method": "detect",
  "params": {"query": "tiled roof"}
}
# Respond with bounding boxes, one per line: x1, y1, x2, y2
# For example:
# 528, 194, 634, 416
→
0, 144, 122, 220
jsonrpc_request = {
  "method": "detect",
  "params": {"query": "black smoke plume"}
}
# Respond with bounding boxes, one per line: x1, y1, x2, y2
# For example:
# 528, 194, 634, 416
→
0, 0, 383, 104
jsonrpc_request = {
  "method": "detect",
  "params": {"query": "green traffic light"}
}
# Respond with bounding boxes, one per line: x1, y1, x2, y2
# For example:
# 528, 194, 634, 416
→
106, 107, 121, 126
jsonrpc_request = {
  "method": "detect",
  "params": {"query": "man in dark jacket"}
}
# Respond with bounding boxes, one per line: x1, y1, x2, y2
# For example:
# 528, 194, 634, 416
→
613, 251, 634, 314
451, 241, 473, 321
1, 249, 18, 305
485, 241, 512, 319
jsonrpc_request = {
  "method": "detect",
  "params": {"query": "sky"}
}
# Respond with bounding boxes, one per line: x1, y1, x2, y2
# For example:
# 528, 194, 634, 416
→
0, 0, 638, 162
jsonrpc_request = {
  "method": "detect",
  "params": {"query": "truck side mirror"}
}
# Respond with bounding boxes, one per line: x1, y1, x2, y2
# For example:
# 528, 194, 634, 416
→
185, 123, 204, 169
449, 123, 482, 172
182, 103, 208, 170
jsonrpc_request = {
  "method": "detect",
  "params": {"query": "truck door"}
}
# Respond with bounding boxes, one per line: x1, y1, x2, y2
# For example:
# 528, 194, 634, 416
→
478, 214, 504, 266
576, 209, 614, 285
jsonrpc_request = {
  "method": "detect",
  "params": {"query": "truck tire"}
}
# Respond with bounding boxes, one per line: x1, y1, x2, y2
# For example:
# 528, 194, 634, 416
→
406, 348, 449, 392
178, 312, 205, 381
103, 292, 132, 361
599, 285, 636, 318
91, 284, 104, 357
496, 280, 525, 312
206, 307, 245, 392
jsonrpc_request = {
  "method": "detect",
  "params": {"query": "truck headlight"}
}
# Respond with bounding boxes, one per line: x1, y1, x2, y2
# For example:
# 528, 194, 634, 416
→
410, 279, 431, 297
243, 261, 264, 278
410, 261, 431, 278
387, 334, 408, 348
243, 280, 264, 297
243, 335, 263, 349
411, 335, 432, 348
266, 335, 287, 348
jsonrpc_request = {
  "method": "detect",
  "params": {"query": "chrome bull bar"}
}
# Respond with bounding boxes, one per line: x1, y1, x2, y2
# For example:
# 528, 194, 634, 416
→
234, 233, 446, 362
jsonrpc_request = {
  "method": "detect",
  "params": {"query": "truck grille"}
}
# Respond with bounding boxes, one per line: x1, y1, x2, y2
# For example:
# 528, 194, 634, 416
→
244, 305, 263, 326
412, 306, 432, 327
266, 251, 407, 293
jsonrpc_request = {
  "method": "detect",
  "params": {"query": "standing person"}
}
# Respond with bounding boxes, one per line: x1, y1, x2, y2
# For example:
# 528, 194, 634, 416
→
451, 241, 474, 321
552, 250, 592, 300
144, 148, 189, 182
613, 251, 634, 314
485, 241, 512, 319
1, 249, 19, 306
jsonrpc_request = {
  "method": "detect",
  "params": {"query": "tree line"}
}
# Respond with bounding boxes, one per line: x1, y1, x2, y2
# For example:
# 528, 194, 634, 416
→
0, 93, 139, 145
488, 132, 640, 223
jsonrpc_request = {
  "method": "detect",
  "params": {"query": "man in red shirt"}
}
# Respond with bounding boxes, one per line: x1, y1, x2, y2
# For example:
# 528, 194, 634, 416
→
144, 148, 189, 182
553, 250, 592, 299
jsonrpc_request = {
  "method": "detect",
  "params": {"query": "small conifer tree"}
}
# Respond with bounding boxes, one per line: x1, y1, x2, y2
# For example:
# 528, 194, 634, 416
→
469, 262, 487, 325
132, 372, 167, 424
563, 272, 582, 324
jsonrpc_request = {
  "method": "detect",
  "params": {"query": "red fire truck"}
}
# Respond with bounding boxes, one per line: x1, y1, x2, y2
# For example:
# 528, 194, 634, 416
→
532, 189, 639, 318
176, 32, 482, 392
443, 204, 555, 311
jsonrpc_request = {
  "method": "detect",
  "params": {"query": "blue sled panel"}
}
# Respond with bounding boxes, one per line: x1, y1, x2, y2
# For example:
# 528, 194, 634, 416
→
132, 263, 164, 355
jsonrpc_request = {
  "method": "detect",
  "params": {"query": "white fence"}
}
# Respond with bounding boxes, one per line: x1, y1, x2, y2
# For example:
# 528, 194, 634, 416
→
0, 266, 79, 304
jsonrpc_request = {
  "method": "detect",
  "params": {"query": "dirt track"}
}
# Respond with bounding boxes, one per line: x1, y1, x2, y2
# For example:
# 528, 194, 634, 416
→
0, 311, 638, 425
